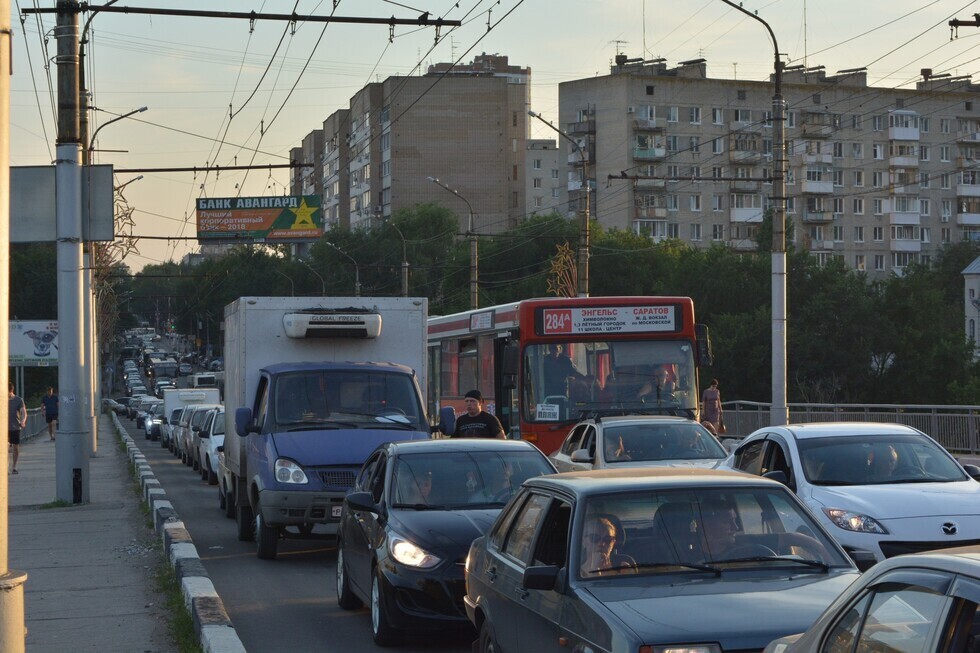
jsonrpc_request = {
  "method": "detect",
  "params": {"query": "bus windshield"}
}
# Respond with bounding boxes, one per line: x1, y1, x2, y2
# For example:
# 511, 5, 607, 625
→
523, 339, 697, 423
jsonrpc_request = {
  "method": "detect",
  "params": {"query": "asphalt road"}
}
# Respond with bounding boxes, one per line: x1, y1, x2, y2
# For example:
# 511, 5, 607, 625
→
122, 417, 473, 652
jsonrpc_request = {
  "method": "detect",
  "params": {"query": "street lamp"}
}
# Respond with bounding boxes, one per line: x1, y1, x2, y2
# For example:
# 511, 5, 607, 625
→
88, 106, 147, 154
719, 0, 787, 426
299, 259, 326, 296
386, 218, 410, 297
274, 269, 295, 296
324, 241, 361, 297
427, 176, 477, 309
529, 109, 590, 297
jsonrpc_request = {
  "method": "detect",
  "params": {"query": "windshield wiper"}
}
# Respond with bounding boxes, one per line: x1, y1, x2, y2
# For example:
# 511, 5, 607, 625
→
711, 556, 829, 571
391, 503, 452, 510
627, 562, 721, 576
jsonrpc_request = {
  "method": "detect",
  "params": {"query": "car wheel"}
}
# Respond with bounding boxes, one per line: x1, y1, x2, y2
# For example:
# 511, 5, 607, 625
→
223, 482, 236, 519
255, 509, 278, 560
479, 619, 499, 653
335, 546, 362, 610
218, 483, 226, 511
236, 500, 254, 542
371, 569, 401, 647
207, 462, 218, 486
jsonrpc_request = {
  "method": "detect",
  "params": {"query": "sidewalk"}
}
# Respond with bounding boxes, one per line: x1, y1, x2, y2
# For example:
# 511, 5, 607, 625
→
8, 419, 176, 652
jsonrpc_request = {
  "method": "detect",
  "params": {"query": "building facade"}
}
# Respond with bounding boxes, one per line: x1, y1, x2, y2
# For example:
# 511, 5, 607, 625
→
525, 139, 560, 217
559, 57, 980, 276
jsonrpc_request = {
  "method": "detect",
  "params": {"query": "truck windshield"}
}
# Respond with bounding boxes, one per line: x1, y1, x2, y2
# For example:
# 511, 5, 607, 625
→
274, 370, 425, 431
523, 339, 698, 423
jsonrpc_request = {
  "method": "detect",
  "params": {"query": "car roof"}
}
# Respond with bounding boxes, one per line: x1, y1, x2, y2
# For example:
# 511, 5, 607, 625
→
586, 415, 703, 426
759, 422, 923, 440
386, 438, 545, 455
525, 467, 778, 494
868, 545, 980, 577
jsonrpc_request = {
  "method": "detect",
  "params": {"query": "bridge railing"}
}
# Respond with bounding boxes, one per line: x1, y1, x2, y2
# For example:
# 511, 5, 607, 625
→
721, 401, 980, 455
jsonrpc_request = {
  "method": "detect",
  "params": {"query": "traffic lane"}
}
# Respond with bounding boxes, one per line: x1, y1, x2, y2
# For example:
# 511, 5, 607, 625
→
127, 418, 472, 652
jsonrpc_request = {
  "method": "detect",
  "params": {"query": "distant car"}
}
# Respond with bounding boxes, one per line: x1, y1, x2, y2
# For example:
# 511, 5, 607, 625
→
549, 414, 728, 472
336, 438, 557, 645
161, 407, 183, 450
143, 402, 166, 440
208, 358, 223, 372
127, 394, 153, 420
720, 422, 980, 568
103, 397, 126, 415
135, 400, 162, 429
154, 380, 175, 397
178, 363, 193, 376
196, 407, 224, 485
464, 469, 859, 653
765, 545, 980, 653
183, 404, 222, 469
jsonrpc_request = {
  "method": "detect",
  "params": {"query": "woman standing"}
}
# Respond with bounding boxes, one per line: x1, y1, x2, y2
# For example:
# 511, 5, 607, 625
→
701, 378, 723, 434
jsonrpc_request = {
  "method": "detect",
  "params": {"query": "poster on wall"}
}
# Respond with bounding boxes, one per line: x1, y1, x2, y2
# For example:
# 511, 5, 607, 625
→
10, 320, 59, 366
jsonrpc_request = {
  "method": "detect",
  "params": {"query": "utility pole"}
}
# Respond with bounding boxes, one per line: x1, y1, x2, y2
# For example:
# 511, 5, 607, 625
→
427, 177, 477, 308
0, 2, 29, 648
55, 0, 90, 503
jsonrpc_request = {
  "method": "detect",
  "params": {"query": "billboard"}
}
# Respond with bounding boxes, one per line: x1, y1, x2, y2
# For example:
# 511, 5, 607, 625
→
10, 320, 59, 366
10, 165, 115, 242
196, 195, 323, 242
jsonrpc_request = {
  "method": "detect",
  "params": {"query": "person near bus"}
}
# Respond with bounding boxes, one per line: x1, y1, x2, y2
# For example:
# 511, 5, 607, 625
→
452, 390, 505, 439
542, 343, 586, 398
700, 378, 723, 433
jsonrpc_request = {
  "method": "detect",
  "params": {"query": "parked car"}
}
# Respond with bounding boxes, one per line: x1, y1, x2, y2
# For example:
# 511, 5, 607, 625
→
127, 394, 153, 420
161, 407, 183, 450
720, 422, 980, 568
103, 397, 127, 415
549, 414, 728, 472
464, 468, 860, 653
197, 407, 224, 485
764, 545, 980, 653
183, 404, 221, 469
336, 438, 557, 645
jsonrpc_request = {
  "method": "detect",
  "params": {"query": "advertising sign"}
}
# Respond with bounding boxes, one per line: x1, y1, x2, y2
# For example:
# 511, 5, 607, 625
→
10, 320, 59, 366
538, 305, 677, 335
196, 195, 323, 242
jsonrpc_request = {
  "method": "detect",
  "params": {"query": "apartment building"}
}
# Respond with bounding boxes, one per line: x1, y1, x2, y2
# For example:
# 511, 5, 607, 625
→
297, 54, 530, 236
559, 56, 980, 276
526, 139, 560, 217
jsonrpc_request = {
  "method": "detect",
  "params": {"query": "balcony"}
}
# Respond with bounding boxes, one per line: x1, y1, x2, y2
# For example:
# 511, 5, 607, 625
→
958, 213, 980, 226
957, 130, 980, 144
730, 150, 761, 164
731, 180, 760, 192
568, 150, 592, 165
729, 120, 763, 133
802, 153, 832, 165
568, 119, 595, 134
801, 179, 833, 194
890, 239, 922, 253
633, 147, 667, 161
633, 118, 662, 131
635, 177, 666, 189
957, 184, 980, 198
957, 156, 980, 168
889, 155, 919, 168
889, 211, 920, 226
635, 206, 668, 219
731, 207, 764, 223
801, 123, 834, 138
889, 126, 920, 141
802, 211, 832, 223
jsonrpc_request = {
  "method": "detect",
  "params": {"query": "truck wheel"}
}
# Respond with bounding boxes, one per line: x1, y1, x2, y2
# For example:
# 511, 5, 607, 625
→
223, 482, 235, 519
236, 501, 254, 542
335, 546, 362, 610
371, 569, 402, 646
255, 510, 278, 560
218, 483, 226, 511
478, 619, 499, 653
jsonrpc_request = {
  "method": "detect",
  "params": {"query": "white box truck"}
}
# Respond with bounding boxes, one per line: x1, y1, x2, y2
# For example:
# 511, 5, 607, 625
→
160, 387, 221, 447
222, 297, 430, 559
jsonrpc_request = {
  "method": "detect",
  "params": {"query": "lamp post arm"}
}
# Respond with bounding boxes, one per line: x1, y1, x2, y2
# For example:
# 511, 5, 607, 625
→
88, 106, 147, 153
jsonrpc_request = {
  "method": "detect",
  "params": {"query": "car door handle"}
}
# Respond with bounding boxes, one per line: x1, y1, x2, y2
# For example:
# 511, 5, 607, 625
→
485, 566, 497, 582
516, 588, 529, 601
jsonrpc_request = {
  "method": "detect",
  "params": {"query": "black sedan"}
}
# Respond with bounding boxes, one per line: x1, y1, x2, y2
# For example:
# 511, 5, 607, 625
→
464, 468, 861, 653
336, 438, 557, 647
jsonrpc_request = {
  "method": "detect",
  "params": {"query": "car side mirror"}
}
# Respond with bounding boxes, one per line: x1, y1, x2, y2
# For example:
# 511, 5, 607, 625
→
762, 470, 789, 485
438, 406, 456, 436
963, 463, 980, 481
345, 491, 379, 514
848, 549, 877, 572
570, 449, 594, 464
522, 565, 560, 591
235, 407, 256, 437
216, 445, 224, 453
160, 417, 168, 425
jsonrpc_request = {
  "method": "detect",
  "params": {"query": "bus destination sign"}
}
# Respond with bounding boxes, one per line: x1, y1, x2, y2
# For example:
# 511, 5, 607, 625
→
540, 305, 676, 335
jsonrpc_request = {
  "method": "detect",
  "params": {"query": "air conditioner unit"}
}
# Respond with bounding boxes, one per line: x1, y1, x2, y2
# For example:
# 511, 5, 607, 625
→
283, 310, 382, 339
627, 106, 636, 114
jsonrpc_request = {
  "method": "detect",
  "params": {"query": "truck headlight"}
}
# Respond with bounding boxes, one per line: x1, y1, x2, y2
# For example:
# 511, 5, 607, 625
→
274, 458, 308, 484
389, 533, 442, 568
823, 508, 889, 534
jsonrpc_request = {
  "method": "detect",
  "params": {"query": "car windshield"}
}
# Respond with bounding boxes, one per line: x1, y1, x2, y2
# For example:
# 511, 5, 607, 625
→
390, 450, 553, 509
273, 370, 425, 431
796, 434, 968, 486
602, 422, 726, 463
578, 486, 851, 579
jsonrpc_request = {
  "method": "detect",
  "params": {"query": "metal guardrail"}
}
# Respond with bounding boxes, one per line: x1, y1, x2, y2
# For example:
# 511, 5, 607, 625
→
721, 401, 980, 454
23, 407, 48, 441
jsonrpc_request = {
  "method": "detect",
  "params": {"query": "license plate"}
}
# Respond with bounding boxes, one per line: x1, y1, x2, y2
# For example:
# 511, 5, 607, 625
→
332, 505, 343, 518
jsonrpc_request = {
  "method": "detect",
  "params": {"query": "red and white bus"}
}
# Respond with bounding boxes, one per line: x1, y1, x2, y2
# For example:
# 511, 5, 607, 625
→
427, 296, 713, 454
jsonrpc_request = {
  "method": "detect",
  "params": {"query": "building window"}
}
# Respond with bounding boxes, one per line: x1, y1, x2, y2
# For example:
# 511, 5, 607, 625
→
833, 142, 843, 158
533, 159, 542, 169
941, 118, 951, 133
851, 142, 864, 159
666, 136, 678, 152
853, 198, 864, 214
712, 194, 724, 211
712, 108, 723, 124
855, 254, 865, 271
873, 171, 884, 188
921, 117, 929, 132
921, 227, 931, 243
646, 85, 654, 95
942, 227, 951, 242
668, 195, 678, 211
941, 145, 951, 162
851, 114, 862, 129
833, 169, 844, 186
712, 224, 724, 241
942, 200, 952, 221
873, 226, 884, 241
855, 226, 864, 242
942, 174, 951, 189
735, 108, 751, 122
873, 115, 883, 131
833, 225, 844, 241
920, 145, 930, 161
689, 107, 701, 124
833, 198, 844, 214
872, 143, 884, 159
920, 172, 930, 188
874, 255, 885, 271
533, 197, 543, 208
690, 195, 702, 212
920, 198, 930, 217
691, 223, 702, 241
787, 112, 796, 128
873, 199, 884, 215
668, 106, 678, 122
712, 138, 724, 154
712, 166, 724, 179
533, 178, 542, 188
854, 170, 864, 187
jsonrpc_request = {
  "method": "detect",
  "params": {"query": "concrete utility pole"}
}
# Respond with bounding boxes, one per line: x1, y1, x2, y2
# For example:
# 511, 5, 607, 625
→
528, 110, 590, 297
0, 3, 29, 648
719, 0, 788, 426
427, 177, 477, 309
55, 0, 90, 503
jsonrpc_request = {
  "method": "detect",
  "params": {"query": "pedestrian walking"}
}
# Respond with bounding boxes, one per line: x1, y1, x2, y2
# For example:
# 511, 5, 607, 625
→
452, 390, 505, 439
41, 386, 59, 441
701, 378, 724, 434
9, 383, 27, 474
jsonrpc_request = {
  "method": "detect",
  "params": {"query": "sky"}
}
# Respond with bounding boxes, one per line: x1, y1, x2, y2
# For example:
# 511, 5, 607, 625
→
10, 0, 980, 271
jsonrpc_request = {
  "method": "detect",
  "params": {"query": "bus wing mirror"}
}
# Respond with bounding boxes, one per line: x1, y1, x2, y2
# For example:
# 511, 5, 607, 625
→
695, 323, 713, 367
502, 343, 519, 390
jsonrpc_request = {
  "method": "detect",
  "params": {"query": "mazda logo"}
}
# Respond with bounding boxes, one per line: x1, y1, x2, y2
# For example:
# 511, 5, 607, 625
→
942, 522, 958, 535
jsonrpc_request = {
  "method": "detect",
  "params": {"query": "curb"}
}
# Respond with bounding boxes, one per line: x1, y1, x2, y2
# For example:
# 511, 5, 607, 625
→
112, 412, 247, 653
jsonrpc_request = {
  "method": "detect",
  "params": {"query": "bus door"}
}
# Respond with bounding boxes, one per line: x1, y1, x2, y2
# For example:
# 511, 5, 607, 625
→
493, 335, 518, 436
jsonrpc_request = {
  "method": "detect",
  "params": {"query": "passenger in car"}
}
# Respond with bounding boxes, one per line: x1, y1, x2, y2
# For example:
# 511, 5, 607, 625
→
580, 515, 637, 577
867, 444, 899, 482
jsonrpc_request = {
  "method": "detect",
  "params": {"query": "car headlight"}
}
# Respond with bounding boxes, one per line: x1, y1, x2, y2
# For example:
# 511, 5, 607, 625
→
823, 508, 889, 534
388, 533, 442, 569
274, 458, 308, 484
642, 644, 722, 653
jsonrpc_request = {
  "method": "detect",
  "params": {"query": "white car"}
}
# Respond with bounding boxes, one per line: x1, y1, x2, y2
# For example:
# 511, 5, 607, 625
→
720, 422, 980, 568
196, 407, 224, 486
549, 414, 728, 472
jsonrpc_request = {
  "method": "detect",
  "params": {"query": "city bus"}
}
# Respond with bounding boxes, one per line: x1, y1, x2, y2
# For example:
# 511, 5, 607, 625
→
427, 296, 713, 454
